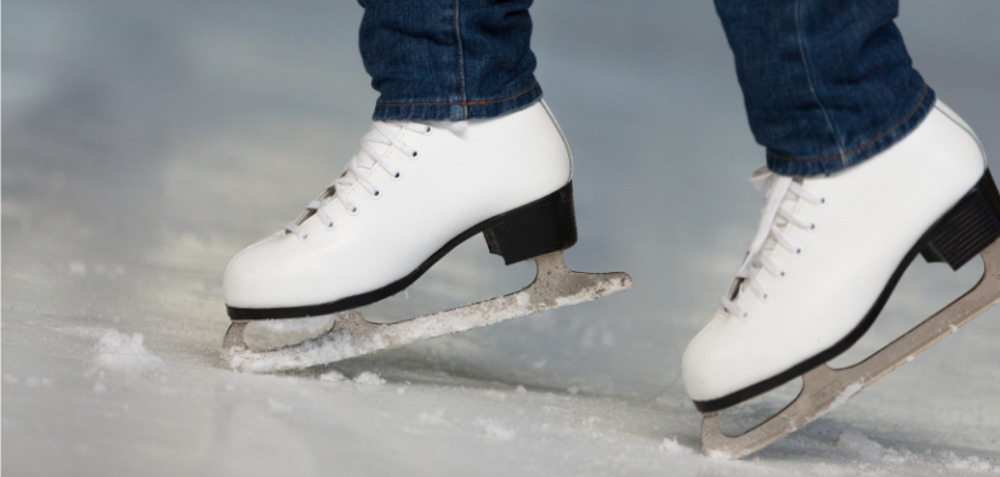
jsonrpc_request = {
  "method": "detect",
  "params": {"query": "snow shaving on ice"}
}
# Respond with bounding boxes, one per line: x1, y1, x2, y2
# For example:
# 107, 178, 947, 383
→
353, 371, 386, 385
319, 370, 347, 382
319, 370, 385, 385
659, 437, 694, 455
94, 330, 163, 374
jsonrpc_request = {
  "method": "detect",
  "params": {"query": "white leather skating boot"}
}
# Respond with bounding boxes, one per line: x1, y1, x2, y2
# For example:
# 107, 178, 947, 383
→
220, 100, 632, 372
225, 100, 574, 318
683, 100, 996, 419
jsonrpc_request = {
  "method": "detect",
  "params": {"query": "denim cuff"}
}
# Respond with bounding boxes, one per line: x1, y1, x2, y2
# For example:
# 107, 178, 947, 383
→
767, 85, 937, 177
372, 81, 543, 122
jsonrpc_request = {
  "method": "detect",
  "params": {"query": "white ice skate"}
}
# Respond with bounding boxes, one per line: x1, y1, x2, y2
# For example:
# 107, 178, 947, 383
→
221, 100, 632, 373
683, 101, 1000, 459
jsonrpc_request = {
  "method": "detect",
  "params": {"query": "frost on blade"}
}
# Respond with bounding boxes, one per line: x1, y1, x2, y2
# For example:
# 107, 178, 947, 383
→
788, 380, 864, 433
827, 381, 863, 412
222, 257, 631, 373
258, 315, 337, 335
95, 330, 163, 375
224, 328, 355, 373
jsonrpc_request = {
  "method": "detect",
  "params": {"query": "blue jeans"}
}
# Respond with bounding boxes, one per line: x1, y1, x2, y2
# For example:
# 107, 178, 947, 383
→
358, 0, 935, 177
359, 0, 542, 122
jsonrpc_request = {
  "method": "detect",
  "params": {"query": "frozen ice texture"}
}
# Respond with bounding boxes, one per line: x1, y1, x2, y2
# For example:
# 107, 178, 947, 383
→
475, 418, 516, 441
3, 1, 1000, 476
419, 409, 448, 426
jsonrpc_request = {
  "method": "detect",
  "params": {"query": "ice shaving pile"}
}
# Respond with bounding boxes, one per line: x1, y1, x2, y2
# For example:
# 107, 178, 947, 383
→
94, 330, 163, 375
659, 437, 694, 455
319, 369, 385, 385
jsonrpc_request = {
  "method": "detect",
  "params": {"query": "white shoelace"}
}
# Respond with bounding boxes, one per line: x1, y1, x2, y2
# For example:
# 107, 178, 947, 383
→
721, 167, 826, 319
283, 120, 467, 240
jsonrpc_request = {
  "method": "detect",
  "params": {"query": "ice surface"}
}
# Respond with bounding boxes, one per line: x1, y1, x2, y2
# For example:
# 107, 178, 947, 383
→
474, 418, 517, 441
4, 1, 1000, 476
418, 409, 448, 426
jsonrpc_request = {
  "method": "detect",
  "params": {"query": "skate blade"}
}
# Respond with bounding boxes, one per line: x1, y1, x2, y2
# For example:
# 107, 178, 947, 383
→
701, 238, 1000, 460
221, 251, 632, 373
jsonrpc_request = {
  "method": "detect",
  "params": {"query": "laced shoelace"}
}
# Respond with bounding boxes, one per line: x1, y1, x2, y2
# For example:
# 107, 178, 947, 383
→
721, 167, 826, 319
283, 120, 467, 240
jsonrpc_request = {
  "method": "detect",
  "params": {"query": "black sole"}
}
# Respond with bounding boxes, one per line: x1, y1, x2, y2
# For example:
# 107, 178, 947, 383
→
695, 170, 1000, 414
227, 182, 578, 320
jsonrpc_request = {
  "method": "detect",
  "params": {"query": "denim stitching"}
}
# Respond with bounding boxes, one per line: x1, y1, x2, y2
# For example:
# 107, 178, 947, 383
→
767, 85, 928, 163
453, 0, 467, 119
794, 0, 847, 167
375, 81, 539, 108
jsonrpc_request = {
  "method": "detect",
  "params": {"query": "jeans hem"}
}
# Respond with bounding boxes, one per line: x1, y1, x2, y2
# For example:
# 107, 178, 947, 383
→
372, 81, 543, 121
766, 85, 937, 177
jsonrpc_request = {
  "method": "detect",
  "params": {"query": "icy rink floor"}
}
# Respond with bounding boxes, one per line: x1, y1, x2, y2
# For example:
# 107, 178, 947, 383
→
4, 1, 1000, 476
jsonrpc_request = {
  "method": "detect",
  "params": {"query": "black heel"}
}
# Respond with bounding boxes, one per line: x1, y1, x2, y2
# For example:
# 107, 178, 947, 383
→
483, 182, 578, 265
921, 169, 1000, 270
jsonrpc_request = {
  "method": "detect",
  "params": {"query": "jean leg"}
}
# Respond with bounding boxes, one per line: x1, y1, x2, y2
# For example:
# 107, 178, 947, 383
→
716, 0, 936, 177
358, 0, 541, 121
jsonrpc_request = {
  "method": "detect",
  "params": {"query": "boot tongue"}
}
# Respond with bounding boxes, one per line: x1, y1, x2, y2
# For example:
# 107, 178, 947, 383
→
352, 122, 405, 170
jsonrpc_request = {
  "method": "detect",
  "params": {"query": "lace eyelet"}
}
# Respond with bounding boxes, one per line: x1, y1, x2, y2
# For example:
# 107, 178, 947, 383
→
794, 247, 802, 255
299, 233, 310, 241
808, 222, 817, 231
324, 220, 336, 230
370, 189, 381, 199
740, 311, 750, 320
348, 206, 359, 216
423, 126, 432, 135
777, 270, 787, 279
392, 171, 402, 181
818, 196, 828, 207
411, 150, 419, 159
760, 292, 769, 302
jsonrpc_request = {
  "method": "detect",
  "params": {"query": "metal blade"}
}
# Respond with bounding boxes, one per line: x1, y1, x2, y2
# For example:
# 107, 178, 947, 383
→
222, 251, 632, 373
701, 238, 1000, 459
